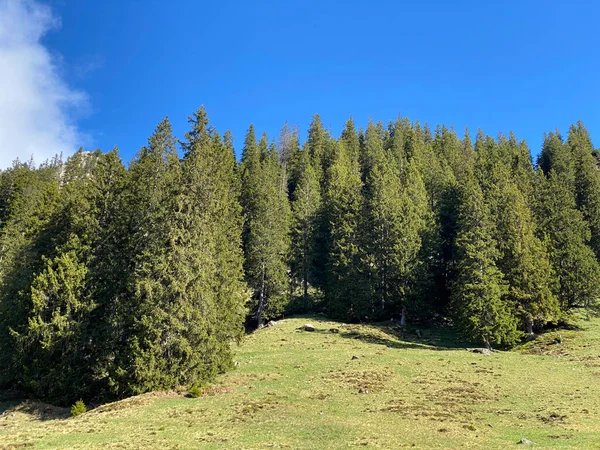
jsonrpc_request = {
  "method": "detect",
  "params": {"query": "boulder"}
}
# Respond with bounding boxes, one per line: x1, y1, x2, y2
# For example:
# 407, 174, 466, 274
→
471, 348, 492, 355
303, 323, 315, 332
518, 438, 535, 445
266, 320, 278, 327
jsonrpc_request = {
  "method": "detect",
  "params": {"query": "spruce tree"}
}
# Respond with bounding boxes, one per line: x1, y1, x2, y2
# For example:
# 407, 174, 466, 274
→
536, 170, 600, 309
16, 150, 103, 403
241, 128, 291, 326
451, 175, 520, 348
360, 122, 426, 320
290, 149, 321, 305
0, 159, 62, 391
323, 140, 367, 320
493, 176, 560, 334
567, 122, 600, 259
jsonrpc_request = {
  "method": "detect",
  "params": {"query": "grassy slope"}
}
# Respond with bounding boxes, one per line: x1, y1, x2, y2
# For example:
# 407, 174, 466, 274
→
2, 315, 600, 449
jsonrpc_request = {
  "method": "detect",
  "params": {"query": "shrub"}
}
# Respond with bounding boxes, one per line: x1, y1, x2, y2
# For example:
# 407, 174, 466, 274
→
188, 386, 202, 398
70, 400, 86, 417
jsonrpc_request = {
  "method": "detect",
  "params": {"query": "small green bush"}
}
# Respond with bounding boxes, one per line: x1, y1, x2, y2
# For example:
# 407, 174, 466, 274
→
70, 400, 86, 417
188, 386, 202, 398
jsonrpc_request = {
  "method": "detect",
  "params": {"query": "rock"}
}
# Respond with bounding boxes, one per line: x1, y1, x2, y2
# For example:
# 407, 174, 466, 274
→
518, 438, 535, 445
471, 348, 492, 355
351, 355, 359, 360
329, 328, 340, 334
358, 388, 369, 394
266, 320, 277, 327
303, 323, 315, 332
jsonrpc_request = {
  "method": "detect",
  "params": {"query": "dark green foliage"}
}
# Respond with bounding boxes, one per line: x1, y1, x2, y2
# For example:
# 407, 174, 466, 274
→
359, 122, 426, 320
290, 149, 321, 305
567, 122, 600, 259
493, 174, 560, 333
323, 140, 366, 319
241, 129, 291, 326
536, 170, 600, 309
116, 110, 248, 393
2, 110, 600, 406
451, 175, 521, 348
0, 159, 63, 390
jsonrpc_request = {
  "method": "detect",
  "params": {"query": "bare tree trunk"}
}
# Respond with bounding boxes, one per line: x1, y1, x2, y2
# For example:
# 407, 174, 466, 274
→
303, 232, 308, 301
525, 315, 534, 338
257, 263, 266, 327
484, 337, 491, 351
400, 306, 407, 327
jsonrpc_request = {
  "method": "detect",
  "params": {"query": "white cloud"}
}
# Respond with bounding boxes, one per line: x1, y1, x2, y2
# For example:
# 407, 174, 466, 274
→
0, 0, 88, 169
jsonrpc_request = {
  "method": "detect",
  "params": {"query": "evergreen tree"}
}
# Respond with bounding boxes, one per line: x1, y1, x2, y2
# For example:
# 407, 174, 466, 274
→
241, 128, 291, 326
567, 122, 600, 259
0, 160, 62, 391
360, 122, 426, 320
493, 176, 560, 335
537, 131, 573, 183
451, 175, 520, 348
323, 140, 367, 319
536, 170, 600, 309
290, 149, 321, 304
279, 124, 302, 198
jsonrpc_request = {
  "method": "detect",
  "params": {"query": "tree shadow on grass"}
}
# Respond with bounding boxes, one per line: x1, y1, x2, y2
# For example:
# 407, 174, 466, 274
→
297, 315, 469, 351
0, 398, 70, 421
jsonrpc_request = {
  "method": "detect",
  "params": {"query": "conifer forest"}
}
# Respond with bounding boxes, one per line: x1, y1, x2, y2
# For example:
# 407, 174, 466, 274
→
1, 108, 600, 406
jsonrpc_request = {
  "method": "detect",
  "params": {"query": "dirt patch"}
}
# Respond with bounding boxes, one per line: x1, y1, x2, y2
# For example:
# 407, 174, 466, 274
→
538, 411, 568, 424
308, 391, 332, 400
233, 398, 281, 422
324, 369, 393, 392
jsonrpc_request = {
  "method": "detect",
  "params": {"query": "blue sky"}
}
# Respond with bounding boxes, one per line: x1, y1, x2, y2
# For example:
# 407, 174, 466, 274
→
1, 0, 599, 166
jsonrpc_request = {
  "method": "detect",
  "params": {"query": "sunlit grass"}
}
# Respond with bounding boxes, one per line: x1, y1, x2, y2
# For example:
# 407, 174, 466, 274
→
2, 314, 600, 449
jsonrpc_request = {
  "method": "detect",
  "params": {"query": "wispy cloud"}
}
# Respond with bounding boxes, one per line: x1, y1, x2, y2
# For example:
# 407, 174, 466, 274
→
0, 0, 88, 169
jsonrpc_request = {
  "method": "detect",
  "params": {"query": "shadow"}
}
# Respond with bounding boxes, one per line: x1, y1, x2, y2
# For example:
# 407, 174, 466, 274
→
337, 323, 469, 351
0, 398, 70, 421
292, 314, 470, 351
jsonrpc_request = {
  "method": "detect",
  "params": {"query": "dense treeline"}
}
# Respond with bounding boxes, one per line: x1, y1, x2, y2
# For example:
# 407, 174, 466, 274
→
1, 108, 599, 405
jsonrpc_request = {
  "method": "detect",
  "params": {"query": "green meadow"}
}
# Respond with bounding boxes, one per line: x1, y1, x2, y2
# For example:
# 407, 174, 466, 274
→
2, 315, 600, 449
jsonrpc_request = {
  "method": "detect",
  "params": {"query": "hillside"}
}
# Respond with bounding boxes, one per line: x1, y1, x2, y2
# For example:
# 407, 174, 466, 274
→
2, 315, 600, 449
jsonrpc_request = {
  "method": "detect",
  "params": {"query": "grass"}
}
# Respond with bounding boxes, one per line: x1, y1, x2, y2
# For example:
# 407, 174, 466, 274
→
2, 315, 600, 449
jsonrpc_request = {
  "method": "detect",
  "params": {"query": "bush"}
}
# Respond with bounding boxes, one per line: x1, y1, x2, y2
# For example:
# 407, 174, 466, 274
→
70, 400, 86, 417
188, 386, 202, 398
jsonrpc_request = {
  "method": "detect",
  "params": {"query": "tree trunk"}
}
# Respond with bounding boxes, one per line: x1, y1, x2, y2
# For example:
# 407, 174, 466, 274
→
303, 233, 308, 300
525, 315, 534, 338
400, 306, 407, 327
257, 264, 266, 327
